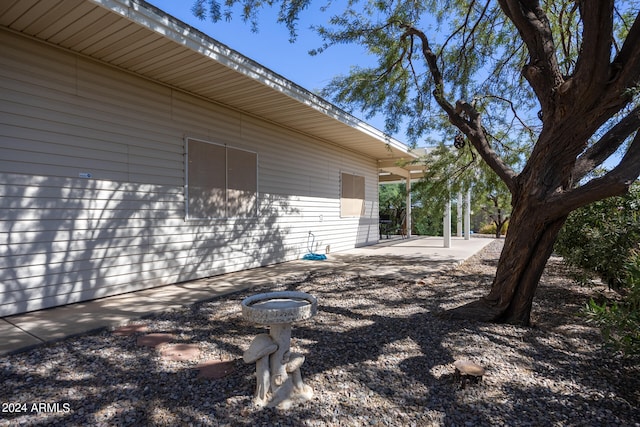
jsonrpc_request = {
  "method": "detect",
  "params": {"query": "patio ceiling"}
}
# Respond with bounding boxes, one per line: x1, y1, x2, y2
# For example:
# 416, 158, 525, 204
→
0, 0, 423, 174
378, 147, 431, 183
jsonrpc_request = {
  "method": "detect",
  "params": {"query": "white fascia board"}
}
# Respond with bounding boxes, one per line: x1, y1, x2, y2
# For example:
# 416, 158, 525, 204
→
89, 0, 416, 159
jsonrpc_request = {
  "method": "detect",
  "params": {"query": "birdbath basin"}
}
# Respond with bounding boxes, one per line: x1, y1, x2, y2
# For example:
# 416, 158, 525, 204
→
241, 291, 317, 409
242, 291, 317, 324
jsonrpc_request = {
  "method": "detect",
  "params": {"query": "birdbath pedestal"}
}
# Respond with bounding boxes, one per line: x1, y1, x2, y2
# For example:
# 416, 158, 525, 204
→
241, 291, 317, 409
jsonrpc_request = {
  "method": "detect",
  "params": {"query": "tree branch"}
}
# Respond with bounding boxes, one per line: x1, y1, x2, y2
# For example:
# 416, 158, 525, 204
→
441, 0, 491, 57
613, 10, 640, 89
455, 102, 519, 193
397, 25, 452, 112
557, 2, 579, 74
572, 1, 615, 100
497, 0, 564, 107
476, 94, 538, 136
547, 129, 640, 220
572, 104, 640, 183
400, 24, 518, 194
571, 11, 640, 136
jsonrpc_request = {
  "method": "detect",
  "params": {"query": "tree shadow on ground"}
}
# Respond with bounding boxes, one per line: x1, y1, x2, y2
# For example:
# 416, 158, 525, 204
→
1, 246, 638, 425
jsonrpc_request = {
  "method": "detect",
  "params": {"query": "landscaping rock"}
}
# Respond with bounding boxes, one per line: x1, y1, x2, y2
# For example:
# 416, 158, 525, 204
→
1, 240, 638, 426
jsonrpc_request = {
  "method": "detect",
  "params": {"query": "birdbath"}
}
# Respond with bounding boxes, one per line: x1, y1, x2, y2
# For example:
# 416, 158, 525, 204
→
241, 291, 317, 409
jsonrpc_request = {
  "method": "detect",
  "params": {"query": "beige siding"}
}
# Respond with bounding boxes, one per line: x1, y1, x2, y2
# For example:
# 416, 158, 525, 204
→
0, 29, 379, 316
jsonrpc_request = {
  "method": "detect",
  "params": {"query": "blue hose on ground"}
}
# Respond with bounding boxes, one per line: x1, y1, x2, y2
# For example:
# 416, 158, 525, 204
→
302, 253, 327, 260
302, 232, 327, 260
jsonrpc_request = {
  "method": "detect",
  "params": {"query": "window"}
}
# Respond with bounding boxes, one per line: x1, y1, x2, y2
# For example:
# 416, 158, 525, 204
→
341, 172, 365, 217
186, 138, 257, 219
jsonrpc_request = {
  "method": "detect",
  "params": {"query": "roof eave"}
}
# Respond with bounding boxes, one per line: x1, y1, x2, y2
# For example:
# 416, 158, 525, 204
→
90, 0, 416, 161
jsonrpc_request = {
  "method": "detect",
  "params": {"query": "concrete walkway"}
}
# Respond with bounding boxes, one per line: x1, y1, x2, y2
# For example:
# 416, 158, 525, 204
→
0, 236, 494, 356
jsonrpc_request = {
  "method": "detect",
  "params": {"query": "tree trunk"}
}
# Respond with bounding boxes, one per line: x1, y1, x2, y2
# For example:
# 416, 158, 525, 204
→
493, 203, 504, 238
493, 211, 508, 238
447, 197, 568, 326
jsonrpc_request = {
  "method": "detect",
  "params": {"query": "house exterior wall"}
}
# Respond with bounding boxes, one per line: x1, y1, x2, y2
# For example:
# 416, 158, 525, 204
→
0, 29, 379, 316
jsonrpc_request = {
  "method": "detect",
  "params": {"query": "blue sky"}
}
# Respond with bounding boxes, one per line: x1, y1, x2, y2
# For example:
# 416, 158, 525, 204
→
146, 1, 390, 135
143, 2, 626, 171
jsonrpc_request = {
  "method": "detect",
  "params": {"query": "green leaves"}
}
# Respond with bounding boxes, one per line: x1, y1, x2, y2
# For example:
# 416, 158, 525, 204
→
556, 183, 640, 288
582, 255, 640, 356
558, 183, 640, 356
411, 138, 513, 236
191, 0, 315, 39
379, 183, 406, 233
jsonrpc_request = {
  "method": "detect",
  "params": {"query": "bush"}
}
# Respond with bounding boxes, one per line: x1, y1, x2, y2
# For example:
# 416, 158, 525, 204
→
555, 183, 640, 288
556, 182, 640, 357
478, 220, 508, 236
583, 251, 640, 356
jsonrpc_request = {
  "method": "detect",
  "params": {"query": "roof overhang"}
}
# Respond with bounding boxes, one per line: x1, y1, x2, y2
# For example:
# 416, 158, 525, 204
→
378, 147, 432, 183
1, 0, 423, 172
378, 160, 426, 183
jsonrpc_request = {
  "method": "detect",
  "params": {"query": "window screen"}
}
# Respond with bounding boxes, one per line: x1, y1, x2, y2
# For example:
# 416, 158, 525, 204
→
227, 147, 258, 217
341, 172, 365, 217
186, 138, 257, 219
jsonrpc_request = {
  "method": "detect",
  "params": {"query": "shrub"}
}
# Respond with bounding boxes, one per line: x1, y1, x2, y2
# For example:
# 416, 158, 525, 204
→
583, 251, 640, 356
478, 220, 508, 236
555, 183, 640, 288
556, 182, 640, 357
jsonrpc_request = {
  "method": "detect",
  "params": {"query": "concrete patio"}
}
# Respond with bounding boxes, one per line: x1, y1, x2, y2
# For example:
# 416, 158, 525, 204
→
0, 236, 494, 355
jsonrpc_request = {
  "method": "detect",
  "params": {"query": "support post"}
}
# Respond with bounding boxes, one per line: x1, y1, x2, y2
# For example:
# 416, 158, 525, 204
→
405, 177, 412, 238
465, 188, 471, 240
457, 193, 463, 237
444, 197, 451, 248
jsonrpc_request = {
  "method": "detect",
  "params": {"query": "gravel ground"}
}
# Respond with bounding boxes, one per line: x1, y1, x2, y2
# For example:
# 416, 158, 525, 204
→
1, 240, 639, 426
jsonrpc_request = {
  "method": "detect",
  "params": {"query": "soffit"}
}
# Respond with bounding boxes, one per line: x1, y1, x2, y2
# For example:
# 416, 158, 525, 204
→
0, 0, 418, 164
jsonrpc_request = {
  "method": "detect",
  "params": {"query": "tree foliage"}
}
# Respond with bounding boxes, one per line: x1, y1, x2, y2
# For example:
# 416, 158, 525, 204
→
194, 0, 640, 193
584, 250, 640, 357
379, 183, 406, 235
193, 0, 640, 325
555, 182, 640, 288
413, 139, 515, 238
555, 182, 640, 355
